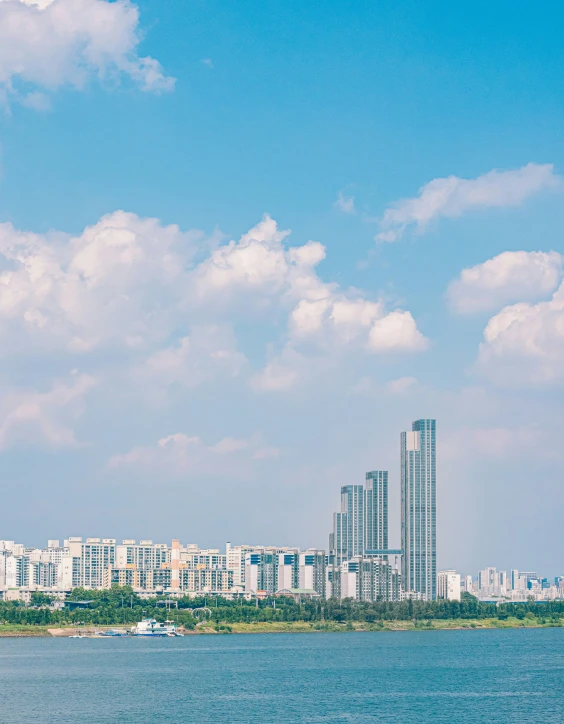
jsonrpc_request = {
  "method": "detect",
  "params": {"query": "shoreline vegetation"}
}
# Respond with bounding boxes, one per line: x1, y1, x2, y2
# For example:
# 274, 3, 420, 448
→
1, 586, 564, 637
0, 618, 563, 637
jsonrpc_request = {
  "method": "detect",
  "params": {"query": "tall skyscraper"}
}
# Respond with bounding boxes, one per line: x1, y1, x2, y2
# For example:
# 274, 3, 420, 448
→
341, 484, 364, 559
401, 419, 436, 600
329, 475, 390, 565
329, 511, 348, 566
364, 471, 388, 553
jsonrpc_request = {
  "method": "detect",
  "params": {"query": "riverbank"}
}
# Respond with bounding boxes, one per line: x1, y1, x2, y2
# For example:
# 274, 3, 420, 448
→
207, 617, 564, 634
1, 617, 563, 637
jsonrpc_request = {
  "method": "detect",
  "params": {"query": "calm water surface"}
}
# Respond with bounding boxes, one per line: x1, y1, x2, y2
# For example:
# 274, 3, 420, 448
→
1, 628, 563, 723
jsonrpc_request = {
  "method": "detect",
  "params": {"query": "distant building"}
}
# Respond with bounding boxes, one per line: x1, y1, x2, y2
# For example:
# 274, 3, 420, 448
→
329, 471, 390, 566
341, 485, 365, 559
298, 550, 326, 598
115, 540, 169, 570
462, 575, 474, 594
401, 419, 437, 600
331, 557, 400, 603
364, 471, 388, 554
437, 570, 461, 601
61, 538, 116, 589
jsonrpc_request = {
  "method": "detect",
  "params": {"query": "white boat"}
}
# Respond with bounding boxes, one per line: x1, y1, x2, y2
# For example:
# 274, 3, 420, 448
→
131, 619, 183, 637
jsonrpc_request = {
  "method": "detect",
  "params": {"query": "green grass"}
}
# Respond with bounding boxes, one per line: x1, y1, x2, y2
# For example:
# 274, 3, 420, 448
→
0, 623, 51, 636
2, 617, 563, 637
198, 617, 564, 635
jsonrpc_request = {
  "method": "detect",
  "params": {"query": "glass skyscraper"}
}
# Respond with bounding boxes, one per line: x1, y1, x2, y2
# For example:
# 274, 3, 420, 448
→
341, 485, 364, 559
401, 419, 436, 600
329, 475, 390, 565
364, 471, 388, 553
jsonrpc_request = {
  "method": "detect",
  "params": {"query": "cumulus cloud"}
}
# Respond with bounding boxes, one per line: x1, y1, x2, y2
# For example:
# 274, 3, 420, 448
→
252, 298, 427, 393
0, 0, 174, 106
0, 210, 426, 402
289, 295, 428, 351
193, 214, 328, 306
109, 431, 279, 476
377, 163, 560, 242
0, 371, 95, 449
0, 210, 199, 352
477, 281, 564, 384
448, 251, 562, 314
334, 192, 356, 215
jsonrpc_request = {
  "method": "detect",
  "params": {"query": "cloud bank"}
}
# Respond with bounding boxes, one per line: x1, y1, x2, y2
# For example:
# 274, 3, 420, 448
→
0, 0, 174, 106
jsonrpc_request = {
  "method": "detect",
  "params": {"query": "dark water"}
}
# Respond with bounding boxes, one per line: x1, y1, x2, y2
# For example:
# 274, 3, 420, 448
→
1, 629, 563, 722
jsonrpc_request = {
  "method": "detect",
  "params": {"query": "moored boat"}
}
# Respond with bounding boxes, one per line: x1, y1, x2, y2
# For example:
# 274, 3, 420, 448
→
131, 619, 183, 637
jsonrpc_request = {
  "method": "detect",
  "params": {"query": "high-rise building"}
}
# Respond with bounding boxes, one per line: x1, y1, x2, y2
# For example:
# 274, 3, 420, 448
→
60, 538, 116, 589
341, 485, 364, 559
226, 543, 257, 589
277, 551, 299, 590
115, 540, 169, 570
298, 550, 326, 597
330, 556, 400, 602
364, 471, 388, 554
437, 570, 461, 600
401, 418, 436, 600
244, 547, 299, 594
329, 512, 348, 566
330, 474, 390, 566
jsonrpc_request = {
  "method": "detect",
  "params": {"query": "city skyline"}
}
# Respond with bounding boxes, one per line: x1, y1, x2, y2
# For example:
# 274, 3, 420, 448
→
1, 534, 562, 604
0, 1, 563, 577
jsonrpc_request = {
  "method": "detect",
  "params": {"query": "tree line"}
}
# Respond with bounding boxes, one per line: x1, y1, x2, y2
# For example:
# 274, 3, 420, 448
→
1, 588, 563, 627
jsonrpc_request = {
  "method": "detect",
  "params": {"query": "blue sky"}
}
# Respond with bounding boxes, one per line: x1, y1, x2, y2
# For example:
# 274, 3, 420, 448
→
0, 0, 563, 576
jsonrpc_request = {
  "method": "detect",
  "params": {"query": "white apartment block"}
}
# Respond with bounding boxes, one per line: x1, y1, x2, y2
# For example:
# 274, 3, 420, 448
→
437, 570, 461, 601
330, 557, 400, 602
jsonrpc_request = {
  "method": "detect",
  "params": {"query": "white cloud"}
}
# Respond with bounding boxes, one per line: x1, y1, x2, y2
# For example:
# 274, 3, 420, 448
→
252, 297, 427, 393
368, 310, 428, 352
109, 431, 279, 476
20, 90, 51, 111
193, 214, 327, 306
0, 0, 174, 106
386, 376, 418, 395
0, 210, 426, 403
136, 325, 246, 393
377, 163, 560, 242
289, 296, 427, 352
0, 210, 199, 352
334, 192, 356, 215
250, 346, 302, 392
0, 371, 95, 449
448, 250, 562, 314
477, 281, 564, 384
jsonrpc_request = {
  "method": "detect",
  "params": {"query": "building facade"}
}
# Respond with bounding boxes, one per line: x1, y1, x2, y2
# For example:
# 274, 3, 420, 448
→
330, 557, 400, 603
437, 570, 461, 601
364, 471, 388, 554
401, 419, 437, 600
